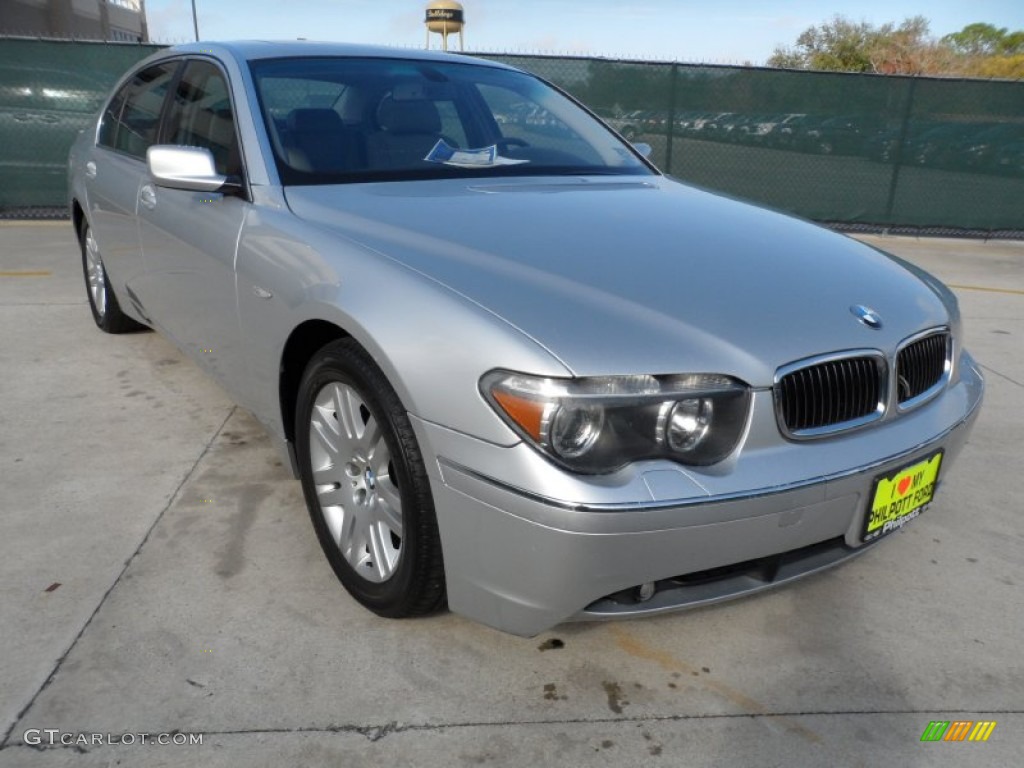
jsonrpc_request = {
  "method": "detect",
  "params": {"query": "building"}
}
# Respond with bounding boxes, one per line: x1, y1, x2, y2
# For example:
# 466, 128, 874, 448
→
0, 0, 149, 42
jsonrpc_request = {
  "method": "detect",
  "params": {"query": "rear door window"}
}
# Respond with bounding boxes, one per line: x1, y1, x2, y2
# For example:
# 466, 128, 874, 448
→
100, 61, 178, 159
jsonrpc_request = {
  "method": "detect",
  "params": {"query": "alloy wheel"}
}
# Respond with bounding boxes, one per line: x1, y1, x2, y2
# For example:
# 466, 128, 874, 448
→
308, 381, 404, 583
84, 227, 107, 318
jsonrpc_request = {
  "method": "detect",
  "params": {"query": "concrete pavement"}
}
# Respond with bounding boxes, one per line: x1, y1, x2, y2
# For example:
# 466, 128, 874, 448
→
1, 223, 1021, 766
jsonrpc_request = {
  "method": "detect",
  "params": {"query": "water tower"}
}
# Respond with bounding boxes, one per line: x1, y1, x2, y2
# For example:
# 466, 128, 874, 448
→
424, 1, 464, 51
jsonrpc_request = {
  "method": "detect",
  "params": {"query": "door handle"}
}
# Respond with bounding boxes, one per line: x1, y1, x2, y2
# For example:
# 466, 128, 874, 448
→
139, 184, 157, 210
84, 161, 97, 180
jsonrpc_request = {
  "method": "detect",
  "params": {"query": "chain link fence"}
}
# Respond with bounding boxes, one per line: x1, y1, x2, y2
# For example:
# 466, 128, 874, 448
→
480, 54, 1024, 235
2, 40, 1022, 234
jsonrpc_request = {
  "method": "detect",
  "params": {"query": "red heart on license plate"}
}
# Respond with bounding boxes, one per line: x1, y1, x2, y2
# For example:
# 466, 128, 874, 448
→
898, 476, 912, 495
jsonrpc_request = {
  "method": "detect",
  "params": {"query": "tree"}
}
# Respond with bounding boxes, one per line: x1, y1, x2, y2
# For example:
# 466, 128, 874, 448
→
971, 54, 1024, 79
768, 15, 881, 72
942, 23, 1024, 56
869, 17, 960, 75
768, 16, 1024, 79
867, 17, 929, 74
942, 24, 1024, 78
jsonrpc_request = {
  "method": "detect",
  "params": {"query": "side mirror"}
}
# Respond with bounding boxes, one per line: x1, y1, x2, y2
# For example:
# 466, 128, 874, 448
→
633, 142, 653, 159
146, 145, 241, 193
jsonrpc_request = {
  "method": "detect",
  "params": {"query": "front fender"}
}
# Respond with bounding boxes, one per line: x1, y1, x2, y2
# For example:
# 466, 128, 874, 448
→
234, 195, 570, 447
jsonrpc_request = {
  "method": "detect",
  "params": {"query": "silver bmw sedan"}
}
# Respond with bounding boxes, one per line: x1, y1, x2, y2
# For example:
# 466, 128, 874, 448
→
68, 42, 984, 636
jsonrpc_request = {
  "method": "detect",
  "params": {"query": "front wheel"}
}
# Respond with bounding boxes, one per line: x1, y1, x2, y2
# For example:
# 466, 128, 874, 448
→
295, 339, 446, 618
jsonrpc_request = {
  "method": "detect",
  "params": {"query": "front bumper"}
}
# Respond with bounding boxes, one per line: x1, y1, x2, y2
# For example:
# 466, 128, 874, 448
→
412, 354, 984, 637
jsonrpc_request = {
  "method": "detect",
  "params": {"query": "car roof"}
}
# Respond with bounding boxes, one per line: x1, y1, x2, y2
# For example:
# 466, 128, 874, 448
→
165, 40, 516, 71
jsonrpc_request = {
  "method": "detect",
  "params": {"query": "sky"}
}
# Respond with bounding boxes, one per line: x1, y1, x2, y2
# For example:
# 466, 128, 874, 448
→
144, 0, 1024, 65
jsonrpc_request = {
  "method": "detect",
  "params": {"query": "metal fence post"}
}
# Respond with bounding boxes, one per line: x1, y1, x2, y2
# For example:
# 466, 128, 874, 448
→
882, 76, 918, 227
664, 63, 679, 174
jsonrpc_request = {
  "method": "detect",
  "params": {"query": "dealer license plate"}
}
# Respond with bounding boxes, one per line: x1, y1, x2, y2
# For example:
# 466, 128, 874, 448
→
862, 450, 944, 542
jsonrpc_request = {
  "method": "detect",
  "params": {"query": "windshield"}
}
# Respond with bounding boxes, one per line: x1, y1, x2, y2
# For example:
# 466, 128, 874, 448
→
249, 56, 653, 184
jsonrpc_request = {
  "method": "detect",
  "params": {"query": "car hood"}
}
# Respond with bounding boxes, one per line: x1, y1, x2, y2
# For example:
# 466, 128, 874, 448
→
284, 176, 950, 385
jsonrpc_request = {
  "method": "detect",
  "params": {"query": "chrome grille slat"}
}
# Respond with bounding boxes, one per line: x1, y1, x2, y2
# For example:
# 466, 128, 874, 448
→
790, 370, 802, 430
800, 368, 810, 430
852, 359, 861, 418
836, 360, 845, 424
814, 366, 824, 428
824, 364, 835, 426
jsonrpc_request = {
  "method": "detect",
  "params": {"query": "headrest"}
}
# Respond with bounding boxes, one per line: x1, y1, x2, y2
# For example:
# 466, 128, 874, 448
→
288, 108, 343, 133
376, 96, 442, 135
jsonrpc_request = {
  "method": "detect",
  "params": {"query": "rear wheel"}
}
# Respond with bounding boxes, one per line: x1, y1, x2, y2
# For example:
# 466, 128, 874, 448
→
295, 338, 446, 617
80, 223, 145, 333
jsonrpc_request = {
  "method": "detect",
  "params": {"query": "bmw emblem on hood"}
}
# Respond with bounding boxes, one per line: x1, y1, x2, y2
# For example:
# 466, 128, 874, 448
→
850, 305, 882, 329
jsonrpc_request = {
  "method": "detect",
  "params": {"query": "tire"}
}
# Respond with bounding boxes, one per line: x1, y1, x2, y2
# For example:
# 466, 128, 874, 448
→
80, 222, 146, 334
295, 338, 446, 618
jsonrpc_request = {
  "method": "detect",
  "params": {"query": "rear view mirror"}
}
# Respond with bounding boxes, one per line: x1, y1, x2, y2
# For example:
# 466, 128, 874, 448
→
633, 142, 652, 158
147, 145, 240, 193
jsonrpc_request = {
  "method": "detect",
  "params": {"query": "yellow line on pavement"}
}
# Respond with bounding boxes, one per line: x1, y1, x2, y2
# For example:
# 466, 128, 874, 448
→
0, 220, 68, 227
949, 283, 1024, 296
0, 270, 52, 277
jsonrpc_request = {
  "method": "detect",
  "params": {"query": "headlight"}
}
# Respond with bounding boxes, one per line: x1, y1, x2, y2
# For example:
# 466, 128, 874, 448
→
481, 370, 751, 474
548, 403, 604, 459
659, 398, 713, 453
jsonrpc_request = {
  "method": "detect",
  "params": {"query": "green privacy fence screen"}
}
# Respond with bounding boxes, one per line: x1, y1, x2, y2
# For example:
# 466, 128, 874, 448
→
2, 39, 1022, 231
0, 38, 162, 210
